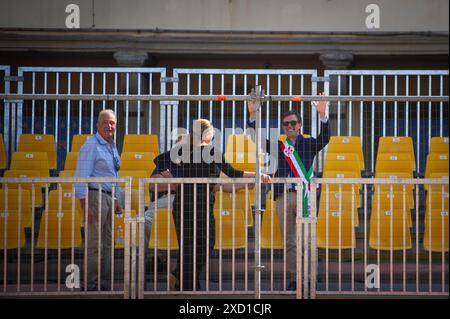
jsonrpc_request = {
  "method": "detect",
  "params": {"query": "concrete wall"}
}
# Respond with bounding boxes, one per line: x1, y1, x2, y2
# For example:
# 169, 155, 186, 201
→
0, 0, 448, 32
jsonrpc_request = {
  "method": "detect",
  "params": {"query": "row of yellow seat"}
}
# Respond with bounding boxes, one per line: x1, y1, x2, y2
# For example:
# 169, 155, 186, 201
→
1, 186, 447, 253
0, 133, 160, 172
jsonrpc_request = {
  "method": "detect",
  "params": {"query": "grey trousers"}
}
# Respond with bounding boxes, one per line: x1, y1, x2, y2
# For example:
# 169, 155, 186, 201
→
86, 190, 114, 288
275, 192, 298, 282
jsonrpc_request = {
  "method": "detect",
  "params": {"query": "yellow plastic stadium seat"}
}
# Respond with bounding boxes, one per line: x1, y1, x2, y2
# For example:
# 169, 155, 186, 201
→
18, 134, 57, 170
224, 134, 264, 172
0, 134, 6, 170
378, 136, 416, 171
430, 137, 449, 154
0, 211, 26, 250
71, 134, 93, 152
425, 153, 449, 178
375, 172, 415, 209
318, 190, 360, 224
122, 134, 159, 156
425, 191, 449, 211
425, 172, 449, 193
215, 186, 255, 227
120, 152, 156, 177
36, 209, 82, 249
47, 190, 83, 226
10, 152, 50, 178
261, 192, 284, 249
369, 207, 412, 251
64, 152, 79, 171
372, 190, 413, 227
324, 153, 362, 173
58, 170, 76, 190
3, 169, 43, 208
375, 153, 414, 175
322, 170, 362, 193
0, 189, 33, 228
317, 209, 356, 249
149, 209, 179, 250
423, 209, 449, 252
213, 208, 246, 250
327, 136, 365, 170
114, 209, 137, 249
119, 170, 150, 206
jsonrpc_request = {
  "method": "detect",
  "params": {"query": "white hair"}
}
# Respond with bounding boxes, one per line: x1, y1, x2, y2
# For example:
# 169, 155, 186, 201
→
97, 109, 117, 124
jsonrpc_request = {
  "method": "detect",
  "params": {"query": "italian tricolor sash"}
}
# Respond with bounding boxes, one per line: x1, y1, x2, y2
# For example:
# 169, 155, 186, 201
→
280, 138, 313, 217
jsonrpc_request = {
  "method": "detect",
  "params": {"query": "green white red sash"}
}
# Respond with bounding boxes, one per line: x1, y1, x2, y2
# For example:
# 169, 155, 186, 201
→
280, 138, 314, 217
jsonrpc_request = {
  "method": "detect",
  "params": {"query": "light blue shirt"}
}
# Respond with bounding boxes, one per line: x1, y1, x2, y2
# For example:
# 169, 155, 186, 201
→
74, 132, 121, 199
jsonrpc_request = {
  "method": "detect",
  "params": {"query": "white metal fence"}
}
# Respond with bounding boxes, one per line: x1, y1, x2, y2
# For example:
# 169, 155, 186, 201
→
0, 177, 133, 298
323, 70, 449, 175
309, 177, 449, 297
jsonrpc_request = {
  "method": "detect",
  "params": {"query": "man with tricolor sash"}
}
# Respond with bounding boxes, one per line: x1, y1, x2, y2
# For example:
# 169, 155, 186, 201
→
247, 94, 330, 290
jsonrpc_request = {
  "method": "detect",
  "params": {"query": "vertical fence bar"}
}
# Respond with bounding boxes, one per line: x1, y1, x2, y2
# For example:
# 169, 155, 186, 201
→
16, 186, 22, 292
43, 72, 47, 134
254, 85, 262, 299
78, 72, 83, 136
417, 76, 421, 174
125, 73, 129, 135
428, 76, 432, 148
349, 75, 352, 136
402, 184, 406, 292
371, 75, 375, 174
310, 180, 317, 299
415, 184, 419, 293
31, 184, 36, 292
325, 184, 329, 291
31, 72, 35, 133
406, 76, 409, 136
439, 76, 443, 137
394, 75, 398, 136
90, 73, 94, 134
364, 184, 368, 292
382, 75, 386, 137
338, 75, 341, 136
206, 183, 210, 292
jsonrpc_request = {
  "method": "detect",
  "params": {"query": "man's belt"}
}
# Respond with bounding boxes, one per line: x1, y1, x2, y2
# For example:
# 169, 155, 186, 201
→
88, 187, 113, 197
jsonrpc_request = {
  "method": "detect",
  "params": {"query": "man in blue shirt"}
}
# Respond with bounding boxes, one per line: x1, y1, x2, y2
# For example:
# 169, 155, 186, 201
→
247, 95, 330, 290
75, 109, 122, 291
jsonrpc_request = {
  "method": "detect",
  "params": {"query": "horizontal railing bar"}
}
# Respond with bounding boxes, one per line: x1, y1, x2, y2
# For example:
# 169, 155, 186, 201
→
0, 177, 131, 183
313, 177, 449, 185
316, 291, 449, 296
0, 94, 448, 102
1, 177, 446, 185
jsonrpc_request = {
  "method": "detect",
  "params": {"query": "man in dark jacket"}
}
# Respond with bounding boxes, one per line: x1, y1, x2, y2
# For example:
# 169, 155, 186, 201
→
247, 94, 330, 290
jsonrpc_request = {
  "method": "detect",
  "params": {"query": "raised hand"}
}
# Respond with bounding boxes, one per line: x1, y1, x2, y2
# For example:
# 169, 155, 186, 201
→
313, 92, 329, 118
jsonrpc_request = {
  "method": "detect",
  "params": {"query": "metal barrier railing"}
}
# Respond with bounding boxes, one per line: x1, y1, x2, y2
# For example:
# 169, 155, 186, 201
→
0, 177, 132, 298
137, 177, 309, 299
309, 177, 449, 298
323, 70, 449, 175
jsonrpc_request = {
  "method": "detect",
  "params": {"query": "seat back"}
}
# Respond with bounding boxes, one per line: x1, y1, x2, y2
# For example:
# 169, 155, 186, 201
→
18, 134, 57, 170
71, 134, 93, 152
122, 134, 159, 156
36, 209, 82, 249
10, 152, 50, 177
120, 152, 156, 176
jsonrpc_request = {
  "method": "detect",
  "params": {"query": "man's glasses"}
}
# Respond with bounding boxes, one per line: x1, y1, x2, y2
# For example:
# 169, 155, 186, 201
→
282, 120, 299, 127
